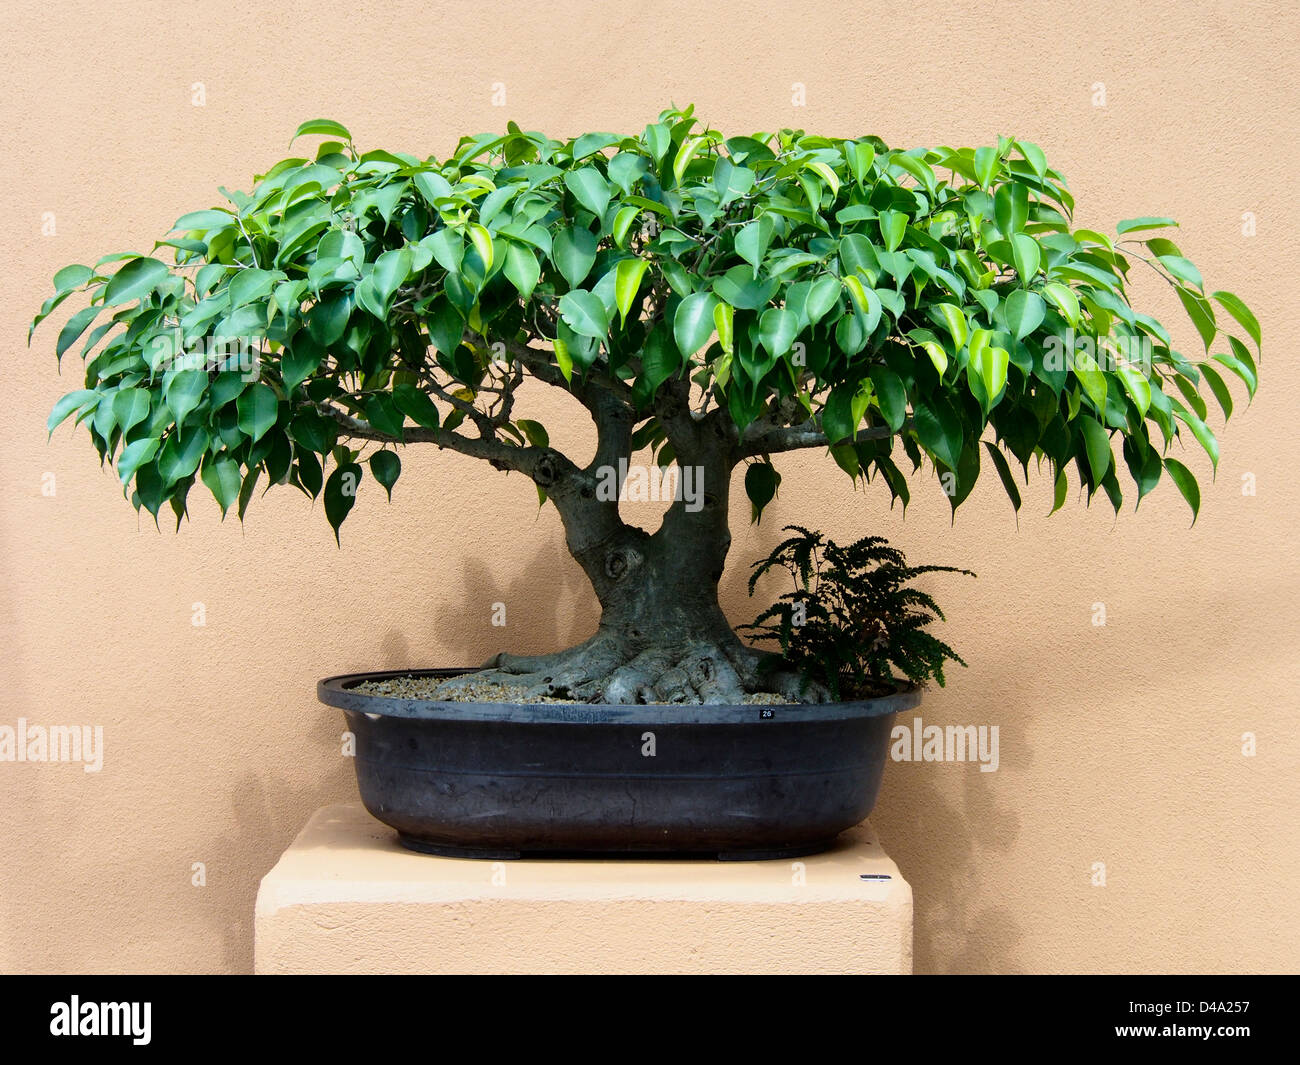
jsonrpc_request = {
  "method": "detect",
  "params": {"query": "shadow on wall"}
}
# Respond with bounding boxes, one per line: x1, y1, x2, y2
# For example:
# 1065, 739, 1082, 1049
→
873, 701, 1029, 973
206, 698, 356, 972
432, 539, 597, 665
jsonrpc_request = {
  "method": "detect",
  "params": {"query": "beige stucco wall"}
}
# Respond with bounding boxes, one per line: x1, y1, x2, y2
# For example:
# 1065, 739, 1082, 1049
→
2, 0, 1296, 973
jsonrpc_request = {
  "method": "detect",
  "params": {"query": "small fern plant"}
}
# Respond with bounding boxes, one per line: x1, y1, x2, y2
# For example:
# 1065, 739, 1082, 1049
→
740, 526, 974, 699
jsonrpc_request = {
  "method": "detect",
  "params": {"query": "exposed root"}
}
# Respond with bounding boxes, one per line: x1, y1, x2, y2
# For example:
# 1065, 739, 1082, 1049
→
433, 634, 831, 705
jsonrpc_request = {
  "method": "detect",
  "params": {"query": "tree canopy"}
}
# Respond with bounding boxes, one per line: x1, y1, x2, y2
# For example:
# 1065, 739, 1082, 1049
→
35, 105, 1259, 539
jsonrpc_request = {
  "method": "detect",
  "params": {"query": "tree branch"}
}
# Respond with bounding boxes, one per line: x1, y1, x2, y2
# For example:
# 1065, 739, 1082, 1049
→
585, 389, 636, 476
739, 419, 905, 457
501, 337, 638, 409
318, 402, 578, 484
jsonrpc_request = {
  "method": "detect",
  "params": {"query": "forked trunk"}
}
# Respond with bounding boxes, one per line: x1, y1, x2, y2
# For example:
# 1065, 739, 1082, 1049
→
439, 435, 816, 704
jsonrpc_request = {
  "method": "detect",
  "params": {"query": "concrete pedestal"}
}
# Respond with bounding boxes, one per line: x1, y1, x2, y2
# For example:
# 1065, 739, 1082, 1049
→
254, 802, 912, 974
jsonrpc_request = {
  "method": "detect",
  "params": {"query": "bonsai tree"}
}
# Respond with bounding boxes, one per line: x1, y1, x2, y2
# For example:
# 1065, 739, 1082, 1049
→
33, 106, 1259, 704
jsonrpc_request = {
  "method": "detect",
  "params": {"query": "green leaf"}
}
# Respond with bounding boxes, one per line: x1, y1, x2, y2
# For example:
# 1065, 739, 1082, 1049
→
572, 132, 620, 160
639, 323, 679, 392
1218, 337, 1258, 398
673, 291, 720, 357
712, 156, 756, 205
735, 217, 774, 274
171, 210, 235, 232
1117, 216, 1177, 235
983, 442, 1022, 515
558, 290, 610, 339
117, 438, 159, 486
1176, 287, 1217, 350
846, 141, 876, 184
878, 210, 906, 252
614, 258, 649, 326
47, 389, 98, 436
1158, 255, 1203, 290
164, 370, 208, 425
393, 383, 441, 429
935, 304, 968, 350
608, 151, 649, 193
1123, 436, 1163, 506
1163, 456, 1200, 524
1172, 375, 1207, 421
972, 343, 1008, 410
112, 388, 151, 434
786, 277, 840, 329
422, 228, 464, 274
713, 301, 734, 354
227, 267, 281, 308
1010, 234, 1040, 283
292, 119, 352, 143
426, 298, 464, 357
369, 450, 400, 501
805, 160, 841, 198
744, 462, 780, 523
553, 336, 573, 382
516, 419, 549, 448
466, 223, 494, 272
1079, 416, 1113, 482
1041, 282, 1080, 326
1197, 362, 1233, 421
1174, 406, 1219, 473
158, 427, 209, 483
201, 456, 242, 515
281, 341, 323, 395
1003, 289, 1045, 340
323, 461, 362, 543
53, 264, 94, 292
821, 386, 857, 445
868, 365, 907, 432
552, 226, 598, 287
364, 393, 406, 439
712, 265, 778, 310
994, 183, 1029, 237
612, 205, 641, 247
757, 307, 799, 359
1073, 354, 1109, 414
236, 383, 279, 444
1016, 140, 1047, 179
307, 293, 352, 346
370, 246, 412, 313
672, 135, 710, 185
838, 233, 878, 279
413, 170, 453, 209
503, 242, 541, 299
974, 146, 999, 188
103, 256, 170, 305
1116, 363, 1152, 417
1049, 465, 1068, 515
1210, 290, 1261, 349
916, 334, 948, 377
842, 277, 881, 333
913, 396, 962, 469
563, 167, 612, 218
55, 305, 101, 359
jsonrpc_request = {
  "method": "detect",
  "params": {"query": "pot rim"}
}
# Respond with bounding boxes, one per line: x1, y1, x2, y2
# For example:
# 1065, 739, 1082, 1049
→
318, 668, 921, 724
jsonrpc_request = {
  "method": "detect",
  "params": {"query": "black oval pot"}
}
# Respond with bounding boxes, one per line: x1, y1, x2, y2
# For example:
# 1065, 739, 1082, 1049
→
319, 668, 919, 860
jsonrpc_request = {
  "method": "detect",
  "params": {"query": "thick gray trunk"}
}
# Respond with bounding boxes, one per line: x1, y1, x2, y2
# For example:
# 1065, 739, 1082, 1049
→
437, 389, 822, 704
